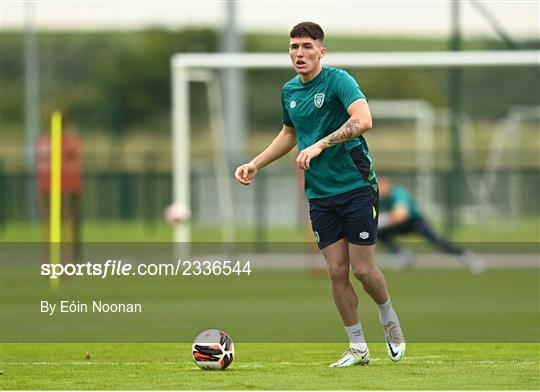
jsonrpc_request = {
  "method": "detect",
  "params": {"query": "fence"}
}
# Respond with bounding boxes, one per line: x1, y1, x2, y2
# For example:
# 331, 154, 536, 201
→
1, 165, 538, 227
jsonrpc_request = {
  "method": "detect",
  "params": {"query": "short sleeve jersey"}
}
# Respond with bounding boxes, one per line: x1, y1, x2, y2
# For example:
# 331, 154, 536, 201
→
281, 66, 376, 199
379, 185, 420, 220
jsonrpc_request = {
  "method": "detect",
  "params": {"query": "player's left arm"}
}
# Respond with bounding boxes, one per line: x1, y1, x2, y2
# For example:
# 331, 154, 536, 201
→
296, 98, 372, 170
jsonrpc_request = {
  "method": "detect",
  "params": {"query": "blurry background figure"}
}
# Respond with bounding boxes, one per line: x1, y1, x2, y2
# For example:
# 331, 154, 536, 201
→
36, 112, 83, 263
377, 176, 485, 273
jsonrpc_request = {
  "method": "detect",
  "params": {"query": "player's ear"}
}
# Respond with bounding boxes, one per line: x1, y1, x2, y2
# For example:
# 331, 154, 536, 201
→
319, 45, 327, 59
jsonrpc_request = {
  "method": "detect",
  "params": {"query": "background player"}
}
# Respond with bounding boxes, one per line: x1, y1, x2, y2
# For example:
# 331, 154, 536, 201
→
377, 176, 485, 273
235, 22, 405, 367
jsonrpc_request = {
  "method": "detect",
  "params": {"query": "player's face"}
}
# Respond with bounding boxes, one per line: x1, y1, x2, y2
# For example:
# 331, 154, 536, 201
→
289, 37, 326, 78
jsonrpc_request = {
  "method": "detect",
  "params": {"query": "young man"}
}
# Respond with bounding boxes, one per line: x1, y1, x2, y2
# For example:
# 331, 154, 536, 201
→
377, 176, 485, 273
234, 22, 405, 367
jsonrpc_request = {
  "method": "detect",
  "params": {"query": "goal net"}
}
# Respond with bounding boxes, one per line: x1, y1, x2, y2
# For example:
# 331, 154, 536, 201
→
171, 51, 540, 243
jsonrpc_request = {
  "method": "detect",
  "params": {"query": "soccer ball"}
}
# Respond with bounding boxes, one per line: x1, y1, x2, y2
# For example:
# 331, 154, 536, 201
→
192, 329, 234, 370
164, 202, 191, 224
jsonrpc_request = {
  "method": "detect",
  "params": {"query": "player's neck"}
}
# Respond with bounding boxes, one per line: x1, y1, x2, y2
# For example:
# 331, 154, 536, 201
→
299, 64, 323, 84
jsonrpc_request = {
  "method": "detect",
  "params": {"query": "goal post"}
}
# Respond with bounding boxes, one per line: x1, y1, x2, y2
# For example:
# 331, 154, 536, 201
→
171, 50, 540, 242
368, 100, 436, 215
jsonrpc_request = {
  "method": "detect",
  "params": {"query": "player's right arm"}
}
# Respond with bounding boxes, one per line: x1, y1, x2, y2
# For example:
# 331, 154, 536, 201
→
378, 204, 410, 229
234, 124, 296, 185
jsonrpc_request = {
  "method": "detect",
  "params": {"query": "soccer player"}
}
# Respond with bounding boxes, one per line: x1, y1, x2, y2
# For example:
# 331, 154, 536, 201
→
234, 22, 405, 367
377, 176, 485, 273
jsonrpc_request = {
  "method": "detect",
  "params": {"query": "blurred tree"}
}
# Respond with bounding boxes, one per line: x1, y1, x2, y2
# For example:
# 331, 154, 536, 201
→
0, 30, 538, 138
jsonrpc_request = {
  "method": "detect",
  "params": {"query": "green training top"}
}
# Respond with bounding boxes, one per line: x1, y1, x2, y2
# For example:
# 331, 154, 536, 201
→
379, 185, 420, 220
281, 66, 376, 199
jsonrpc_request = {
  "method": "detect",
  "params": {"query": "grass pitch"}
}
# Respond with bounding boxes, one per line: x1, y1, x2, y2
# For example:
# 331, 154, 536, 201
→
2, 216, 539, 242
1, 343, 538, 389
1, 237, 538, 389
1, 268, 539, 389
3, 268, 539, 343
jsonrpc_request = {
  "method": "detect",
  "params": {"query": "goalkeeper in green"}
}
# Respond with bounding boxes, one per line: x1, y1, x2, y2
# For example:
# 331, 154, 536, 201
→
378, 176, 485, 273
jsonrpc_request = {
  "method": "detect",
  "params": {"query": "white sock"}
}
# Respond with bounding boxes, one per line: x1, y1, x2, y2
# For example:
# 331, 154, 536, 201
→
376, 297, 399, 326
344, 323, 367, 351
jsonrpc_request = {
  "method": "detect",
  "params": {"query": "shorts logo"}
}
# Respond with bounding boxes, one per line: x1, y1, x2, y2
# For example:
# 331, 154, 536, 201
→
314, 93, 325, 108
313, 231, 320, 243
290, 100, 297, 109
359, 231, 370, 240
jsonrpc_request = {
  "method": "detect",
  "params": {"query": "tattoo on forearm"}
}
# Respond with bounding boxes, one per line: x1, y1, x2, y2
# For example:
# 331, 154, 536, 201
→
321, 120, 360, 146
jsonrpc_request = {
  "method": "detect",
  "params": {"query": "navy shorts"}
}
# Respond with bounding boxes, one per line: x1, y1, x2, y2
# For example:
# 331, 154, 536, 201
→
309, 186, 378, 249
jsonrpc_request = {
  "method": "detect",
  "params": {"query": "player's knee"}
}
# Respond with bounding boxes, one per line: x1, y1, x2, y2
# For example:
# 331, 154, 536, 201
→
351, 264, 373, 282
326, 263, 349, 284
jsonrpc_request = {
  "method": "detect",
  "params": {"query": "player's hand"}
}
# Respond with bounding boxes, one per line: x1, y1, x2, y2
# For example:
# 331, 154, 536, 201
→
296, 142, 324, 170
234, 161, 258, 185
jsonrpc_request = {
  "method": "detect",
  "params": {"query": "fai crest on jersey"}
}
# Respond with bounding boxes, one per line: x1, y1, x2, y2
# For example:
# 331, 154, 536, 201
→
314, 93, 325, 108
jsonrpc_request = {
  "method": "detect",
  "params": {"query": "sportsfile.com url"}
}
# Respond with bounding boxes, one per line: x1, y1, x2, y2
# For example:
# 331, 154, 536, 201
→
41, 260, 252, 279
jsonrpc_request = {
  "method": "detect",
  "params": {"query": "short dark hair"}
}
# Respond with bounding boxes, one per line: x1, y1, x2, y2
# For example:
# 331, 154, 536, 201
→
290, 22, 324, 42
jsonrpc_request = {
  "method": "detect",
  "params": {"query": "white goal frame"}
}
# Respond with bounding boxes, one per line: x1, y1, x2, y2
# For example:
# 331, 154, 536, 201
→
171, 50, 540, 242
